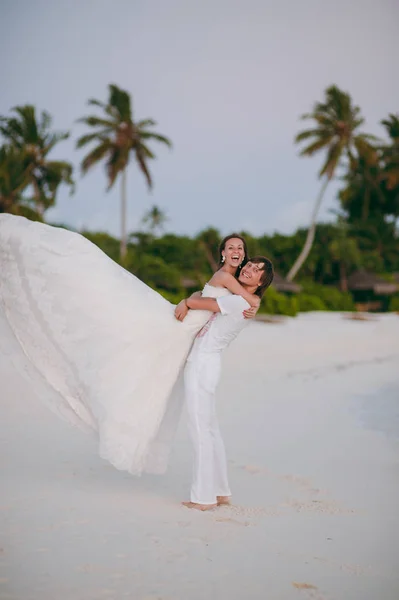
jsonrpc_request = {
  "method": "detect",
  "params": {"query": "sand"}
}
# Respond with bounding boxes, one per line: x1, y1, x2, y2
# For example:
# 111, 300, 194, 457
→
1, 311, 398, 600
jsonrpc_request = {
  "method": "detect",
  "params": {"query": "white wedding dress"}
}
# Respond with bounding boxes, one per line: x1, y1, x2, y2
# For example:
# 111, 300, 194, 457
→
0, 214, 230, 475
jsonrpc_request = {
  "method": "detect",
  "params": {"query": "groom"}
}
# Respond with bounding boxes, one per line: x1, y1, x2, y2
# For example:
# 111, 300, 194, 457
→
175, 257, 274, 510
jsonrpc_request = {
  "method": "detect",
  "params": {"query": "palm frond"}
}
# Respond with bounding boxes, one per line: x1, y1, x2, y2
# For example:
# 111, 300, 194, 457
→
38, 110, 52, 137
106, 146, 129, 188
87, 98, 121, 120
299, 135, 334, 157
0, 116, 25, 145
76, 131, 112, 149
45, 131, 70, 154
135, 148, 152, 189
136, 119, 156, 128
45, 160, 75, 192
139, 131, 172, 147
81, 140, 112, 174
77, 116, 116, 129
13, 105, 39, 143
138, 143, 155, 160
381, 114, 399, 140
319, 141, 344, 179
295, 128, 326, 143
87, 98, 107, 109
353, 138, 378, 163
109, 84, 132, 122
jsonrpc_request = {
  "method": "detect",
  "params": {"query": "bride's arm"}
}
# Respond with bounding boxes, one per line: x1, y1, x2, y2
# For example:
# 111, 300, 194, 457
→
211, 271, 260, 308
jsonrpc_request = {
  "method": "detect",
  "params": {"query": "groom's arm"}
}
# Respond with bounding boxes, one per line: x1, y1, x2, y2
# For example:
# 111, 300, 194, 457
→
188, 294, 250, 316
174, 293, 220, 321
186, 296, 221, 312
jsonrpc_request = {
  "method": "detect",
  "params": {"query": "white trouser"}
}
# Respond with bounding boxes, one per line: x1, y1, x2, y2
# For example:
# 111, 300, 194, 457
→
184, 353, 231, 505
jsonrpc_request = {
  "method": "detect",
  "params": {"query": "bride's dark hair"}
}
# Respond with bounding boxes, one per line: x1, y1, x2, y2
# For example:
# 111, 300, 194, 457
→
218, 233, 249, 275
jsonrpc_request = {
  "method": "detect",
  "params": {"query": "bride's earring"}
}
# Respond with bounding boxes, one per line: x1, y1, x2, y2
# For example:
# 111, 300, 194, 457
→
222, 256, 225, 263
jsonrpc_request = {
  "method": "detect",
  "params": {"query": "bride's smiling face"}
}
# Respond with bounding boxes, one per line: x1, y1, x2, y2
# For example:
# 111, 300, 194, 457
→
221, 237, 246, 269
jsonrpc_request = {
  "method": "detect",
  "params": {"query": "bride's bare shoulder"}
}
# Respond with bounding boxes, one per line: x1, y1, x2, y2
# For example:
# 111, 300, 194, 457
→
208, 270, 231, 286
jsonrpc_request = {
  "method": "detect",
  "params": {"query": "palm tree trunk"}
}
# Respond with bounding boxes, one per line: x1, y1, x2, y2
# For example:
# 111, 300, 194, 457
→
199, 240, 218, 272
286, 177, 330, 282
32, 179, 44, 217
362, 186, 370, 222
120, 168, 127, 262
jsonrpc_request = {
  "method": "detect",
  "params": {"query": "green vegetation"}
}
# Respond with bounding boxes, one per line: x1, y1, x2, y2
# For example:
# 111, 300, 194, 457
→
1, 84, 398, 314
389, 296, 399, 312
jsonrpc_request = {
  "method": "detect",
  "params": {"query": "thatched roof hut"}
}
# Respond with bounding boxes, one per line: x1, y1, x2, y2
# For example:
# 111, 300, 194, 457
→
347, 269, 397, 312
272, 272, 301, 294
347, 270, 397, 295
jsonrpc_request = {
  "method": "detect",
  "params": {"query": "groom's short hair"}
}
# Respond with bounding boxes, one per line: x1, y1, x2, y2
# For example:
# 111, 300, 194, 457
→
249, 256, 274, 298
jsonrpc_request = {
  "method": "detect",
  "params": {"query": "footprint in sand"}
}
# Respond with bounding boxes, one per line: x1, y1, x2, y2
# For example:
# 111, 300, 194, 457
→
243, 465, 264, 474
281, 474, 313, 488
284, 498, 355, 515
220, 504, 280, 518
215, 517, 250, 527
292, 583, 318, 590
235, 464, 266, 474
177, 521, 191, 528
292, 583, 328, 600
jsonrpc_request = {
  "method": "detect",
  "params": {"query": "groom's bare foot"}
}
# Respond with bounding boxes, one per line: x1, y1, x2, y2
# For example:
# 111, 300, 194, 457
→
182, 501, 217, 511
217, 496, 231, 506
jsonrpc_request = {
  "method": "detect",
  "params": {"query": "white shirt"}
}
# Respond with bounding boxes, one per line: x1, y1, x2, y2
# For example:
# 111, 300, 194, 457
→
187, 294, 250, 361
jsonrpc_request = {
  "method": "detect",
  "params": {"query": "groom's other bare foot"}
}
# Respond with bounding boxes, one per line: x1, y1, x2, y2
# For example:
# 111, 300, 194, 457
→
217, 496, 231, 506
182, 501, 217, 511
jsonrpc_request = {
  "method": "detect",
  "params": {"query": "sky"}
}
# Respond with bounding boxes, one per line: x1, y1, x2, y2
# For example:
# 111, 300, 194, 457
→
1, 0, 398, 238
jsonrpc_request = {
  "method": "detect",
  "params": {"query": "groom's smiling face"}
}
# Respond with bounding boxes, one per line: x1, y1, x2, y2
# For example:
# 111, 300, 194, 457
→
239, 261, 265, 288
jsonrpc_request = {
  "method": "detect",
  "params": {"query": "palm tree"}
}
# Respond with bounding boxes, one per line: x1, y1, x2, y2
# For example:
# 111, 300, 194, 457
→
286, 85, 375, 282
76, 84, 172, 261
339, 147, 383, 223
339, 114, 399, 229
0, 105, 74, 215
142, 204, 168, 236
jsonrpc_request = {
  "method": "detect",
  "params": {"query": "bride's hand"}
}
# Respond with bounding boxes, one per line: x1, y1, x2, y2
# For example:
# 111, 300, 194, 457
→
243, 305, 258, 319
175, 299, 189, 321
243, 295, 261, 319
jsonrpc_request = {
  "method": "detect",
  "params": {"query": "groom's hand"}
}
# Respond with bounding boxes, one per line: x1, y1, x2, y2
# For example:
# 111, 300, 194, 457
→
175, 299, 189, 321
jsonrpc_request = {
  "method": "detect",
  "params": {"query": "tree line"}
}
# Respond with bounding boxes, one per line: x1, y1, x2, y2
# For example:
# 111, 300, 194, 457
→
0, 83, 398, 307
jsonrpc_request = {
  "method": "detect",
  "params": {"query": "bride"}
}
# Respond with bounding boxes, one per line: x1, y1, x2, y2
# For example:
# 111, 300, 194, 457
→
0, 215, 259, 476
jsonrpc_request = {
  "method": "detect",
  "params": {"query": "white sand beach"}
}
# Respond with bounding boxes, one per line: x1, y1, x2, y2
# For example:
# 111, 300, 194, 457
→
1, 311, 398, 600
